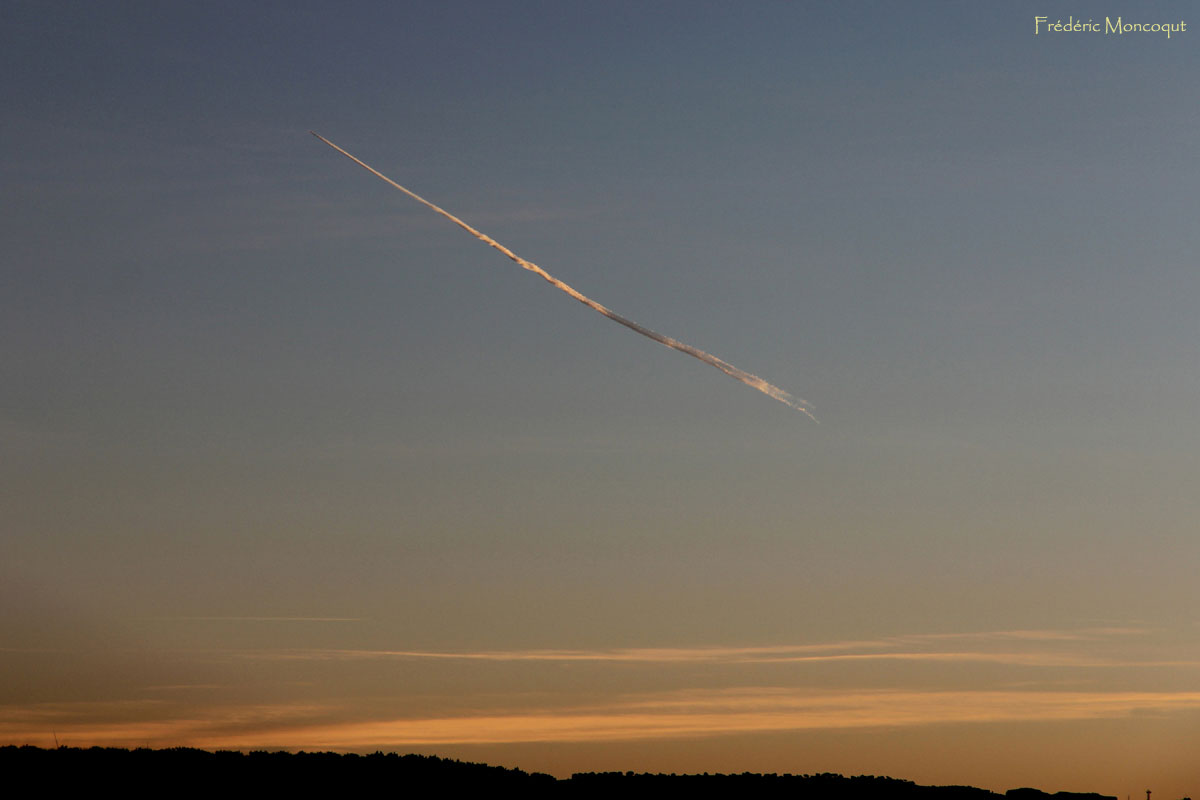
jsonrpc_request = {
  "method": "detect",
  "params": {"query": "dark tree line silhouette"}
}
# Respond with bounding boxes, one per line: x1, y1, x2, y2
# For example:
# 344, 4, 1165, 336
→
1, 745, 1120, 799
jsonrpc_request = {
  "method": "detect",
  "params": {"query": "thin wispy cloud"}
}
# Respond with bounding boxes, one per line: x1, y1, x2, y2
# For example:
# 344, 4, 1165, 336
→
238, 647, 1122, 669
9, 687, 1200, 751
217, 687, 1200, 746
8, 626, 1188, 755
0, 701, 330, 748
900, 627, 1149, 642
228, 626, 1153, 668
152, 617, 362, 623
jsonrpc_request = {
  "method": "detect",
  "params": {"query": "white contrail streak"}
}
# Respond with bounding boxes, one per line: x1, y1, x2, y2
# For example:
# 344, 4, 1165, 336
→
310, 132, 815, 420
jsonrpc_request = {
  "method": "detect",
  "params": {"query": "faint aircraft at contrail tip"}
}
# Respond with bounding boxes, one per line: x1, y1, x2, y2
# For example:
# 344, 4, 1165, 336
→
310, 131, 815, 421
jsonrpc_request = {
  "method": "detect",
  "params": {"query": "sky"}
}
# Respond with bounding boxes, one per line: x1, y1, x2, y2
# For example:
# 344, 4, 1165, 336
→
2, 0, 1198, 795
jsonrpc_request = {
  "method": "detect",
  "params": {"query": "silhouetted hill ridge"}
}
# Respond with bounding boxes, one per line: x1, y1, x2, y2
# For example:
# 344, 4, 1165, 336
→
0, 746, 1118, 799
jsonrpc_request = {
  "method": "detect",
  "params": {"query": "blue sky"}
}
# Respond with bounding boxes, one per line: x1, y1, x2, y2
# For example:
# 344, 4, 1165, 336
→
3, 2, 1199, 795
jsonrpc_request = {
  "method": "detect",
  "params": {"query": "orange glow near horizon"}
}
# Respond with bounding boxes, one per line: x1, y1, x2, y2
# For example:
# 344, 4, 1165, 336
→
4, 623, 1198, 796
8, 686, 1200, 750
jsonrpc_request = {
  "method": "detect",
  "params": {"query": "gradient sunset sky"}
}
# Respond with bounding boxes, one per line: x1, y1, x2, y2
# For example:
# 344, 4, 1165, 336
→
3, 2, 1198, 796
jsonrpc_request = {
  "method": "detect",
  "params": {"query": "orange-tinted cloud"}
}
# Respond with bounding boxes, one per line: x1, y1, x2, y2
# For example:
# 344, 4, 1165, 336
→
7, 687, 1200, 751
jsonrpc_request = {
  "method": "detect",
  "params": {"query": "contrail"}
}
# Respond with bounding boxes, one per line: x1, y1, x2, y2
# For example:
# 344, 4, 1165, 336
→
310, 131, 815, 421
